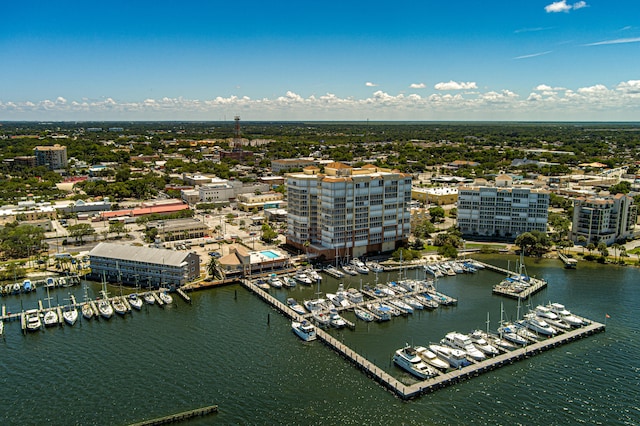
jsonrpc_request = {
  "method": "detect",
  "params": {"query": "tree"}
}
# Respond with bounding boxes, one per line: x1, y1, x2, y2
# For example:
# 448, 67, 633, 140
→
611, 243, 621, 263
586, 242, 596, 255
412, 218, 436, 239
428, 206, 445, 223
68, 223, 95, 244
0, 222, 46, 260
437, 243, 458, 259
515, 232, 537, 256
109, 221, 127, 238
207, 258, 224, 280
577, 235, 587, 253
261, 223, 278, 243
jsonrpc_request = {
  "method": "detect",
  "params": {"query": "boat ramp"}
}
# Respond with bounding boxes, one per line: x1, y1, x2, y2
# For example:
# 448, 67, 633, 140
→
240, 278, 605, 400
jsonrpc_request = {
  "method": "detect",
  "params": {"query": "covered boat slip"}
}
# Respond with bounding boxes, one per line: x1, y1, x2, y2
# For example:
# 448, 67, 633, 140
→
240, 278, 605, 400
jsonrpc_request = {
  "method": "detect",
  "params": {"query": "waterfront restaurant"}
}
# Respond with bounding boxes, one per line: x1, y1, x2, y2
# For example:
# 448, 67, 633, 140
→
217, 244, 291, 276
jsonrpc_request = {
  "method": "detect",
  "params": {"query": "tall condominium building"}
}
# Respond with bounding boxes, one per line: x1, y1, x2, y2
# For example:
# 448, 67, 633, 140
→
570, 193, 637, 246
286, 162, 412, 260
457, 186, 549, 240
34, 144, 68, 170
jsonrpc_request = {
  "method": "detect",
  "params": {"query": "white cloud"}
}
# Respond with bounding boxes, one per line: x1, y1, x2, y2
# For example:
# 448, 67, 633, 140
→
409, 83, 426, 89
514, 51, 552, 60
585, 37, 640, 46
545, 1, 587, 13
434, 81, 477, 90
365, 82, 378, 87
616, 80, 640, 94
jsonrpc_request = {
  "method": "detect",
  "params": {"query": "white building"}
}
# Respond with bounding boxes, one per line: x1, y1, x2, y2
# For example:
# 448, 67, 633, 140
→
457, 186, 550, 240
286, 163, 412, 260
570, 193, 637, 246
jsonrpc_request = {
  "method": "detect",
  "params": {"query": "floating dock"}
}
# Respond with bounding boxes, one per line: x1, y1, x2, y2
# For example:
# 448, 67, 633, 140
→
474, 260, 548, 299
240, 278, 605, 399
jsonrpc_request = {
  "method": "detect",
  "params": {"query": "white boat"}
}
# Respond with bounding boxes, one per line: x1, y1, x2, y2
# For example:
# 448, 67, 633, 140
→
306, 268, 322, 282
535, 305, 559, 320
353, 307, 374, 322
547, 302, 585, 326
387, 282, 407, 294
25, 309, 42, 332
323, 266, 345, 278
82, 303, 94, 320
286, 298, 306, 315
22, 279, 34, 293
159, 292, 173, 305
366, 261, 384, 273
328, 309, 347, 328
254, 279, 270, 290
63, 306, 78, 326
11, 282, 21, 294
415, 294, 439, 310
428, 344, 471, 369
388, 298, 414, 315
366, 303, 391, 321
521, 314, 556, 336
113, 297, 127, 315
294, 272, 313, 285
497, 324, 528, 345
346, 288, 364, 304
393, 346, 437, 379
341, 264, 358, 276
283, 277, 297, 288
542, 316, 571, 330
0, 320, 3, 336
128, 293, 143, 310
143, 292, 155, 304
374, 284, 395, 297
415, 345, 450, 370
45, 277, 57, 288
442, 332, 486, 361
326, 289, 351, 308
468, 330, 499, 355
43, 310, 58, 327
351, 258, 369, 274
98, 300, 113, 319
312, 311, 331, 327
303, 298, 328, 312
267, 276, 283, 289
403, 296, 424, 310
292, 320, 317, 341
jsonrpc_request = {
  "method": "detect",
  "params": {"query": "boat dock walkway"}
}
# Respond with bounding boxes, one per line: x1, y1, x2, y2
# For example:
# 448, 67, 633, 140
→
240, 277, 605, 399
474, 260, 548, 299
128, 404, 218, 426
558, 252, 578, 268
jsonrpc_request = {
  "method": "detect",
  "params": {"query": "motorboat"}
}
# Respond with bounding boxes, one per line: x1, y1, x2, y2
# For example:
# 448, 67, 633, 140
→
286, 298, 306, 316
63, 306, 78, 326
304, 298, 328, 313
292, 320, 317, 342
442, 332, 486, 361
312, 311, 331, 327
397, 279, 424, 293
429, 344, 471, 369
497, 324, 528, 346
521, 314, 556, 336
159, 292, 173, 305
415, 294, 439, 310
346, 288, 364, 304
393, 346, 437, 379
547, 302, 585, 326
403, 296, 424, 310
334, 283, 352, 308
82, 303, 94, 320
45, 277, 57, 288
450, 262, 464, 274
306, 268, 322, 282
98, 300, 113, 319
328, 309, 347, 328
128, 293, 143, 310
353, 307, 374, 322
374, 284, 395, 297
351, 258, 369, 274
424, 264, 444, 278
326, 293, 350, 308
43, 310, 58, 327
365, 261, 384, 273
11, 282, 21, 295
542, 316, 571, 330
535, 305, 559, 320
255, 279, 270, 290
143, 292, 155, 304
341, 264, 358, 276
0, 320, 3, 336
387, 282, 407, 294
388, 298, 414, 315
365, 303, 391, 321
113, 297, 127, 315
284, 277, 297, 288
267, 276, 283, 289
323, 266, 344, 278
22, 279, 34, 293
25, 310, 42, 332
510, 321, 540, 341
468, 330, 500, 355
294, 272, 313, 285
415, 346, 450, 370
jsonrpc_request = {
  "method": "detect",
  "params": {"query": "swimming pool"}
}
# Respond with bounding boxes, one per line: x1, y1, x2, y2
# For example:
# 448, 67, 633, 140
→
260, 250, 280, 259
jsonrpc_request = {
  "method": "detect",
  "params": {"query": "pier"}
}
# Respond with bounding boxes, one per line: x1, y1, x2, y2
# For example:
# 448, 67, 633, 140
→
128, 404, 218, 426
558, 252, 578, 269
474, 260, 548, 300
239, 277, 605, 399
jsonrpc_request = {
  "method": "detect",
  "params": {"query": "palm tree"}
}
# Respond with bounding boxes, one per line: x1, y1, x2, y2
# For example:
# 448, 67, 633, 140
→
207, 258, 224, 280
611, 243, 620, 263
577, 235, 587, 254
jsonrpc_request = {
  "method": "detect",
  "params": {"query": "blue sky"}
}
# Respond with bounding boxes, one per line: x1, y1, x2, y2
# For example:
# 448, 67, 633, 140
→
1, 0, 639, 121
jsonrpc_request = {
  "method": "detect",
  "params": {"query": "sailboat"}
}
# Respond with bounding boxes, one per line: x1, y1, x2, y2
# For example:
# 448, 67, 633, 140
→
98, 273, 113, 319
63, 293, 78, 326
43, 285, 59, 327
81, 282, 94, 320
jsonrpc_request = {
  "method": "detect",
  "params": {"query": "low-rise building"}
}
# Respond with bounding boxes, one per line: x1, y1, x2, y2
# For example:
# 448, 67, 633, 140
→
217, 245, 290, 276
271, 158, 316, 174
411, 187, 458, 205
146, 218, 209, 242
88, 242, 201, 287
236, 192, 285, 212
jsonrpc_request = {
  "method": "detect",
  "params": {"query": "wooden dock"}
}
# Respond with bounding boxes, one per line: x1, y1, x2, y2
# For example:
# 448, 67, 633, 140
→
128, 404, 218, 426
474, 260, 548, 299
240, 277, 606, 399
558, 252, 578, 269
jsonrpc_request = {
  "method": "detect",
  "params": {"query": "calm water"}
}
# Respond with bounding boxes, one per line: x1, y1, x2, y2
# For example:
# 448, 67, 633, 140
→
1, 256, 638, 425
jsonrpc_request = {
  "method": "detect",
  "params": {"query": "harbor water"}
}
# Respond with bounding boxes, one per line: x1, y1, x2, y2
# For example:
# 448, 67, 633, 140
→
1, 256, 638, 425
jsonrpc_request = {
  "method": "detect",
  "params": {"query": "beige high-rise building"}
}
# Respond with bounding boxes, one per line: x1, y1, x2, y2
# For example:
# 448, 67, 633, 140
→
34, 144, 68, 170
570, 193, 637, 246
286, 162, 412, 261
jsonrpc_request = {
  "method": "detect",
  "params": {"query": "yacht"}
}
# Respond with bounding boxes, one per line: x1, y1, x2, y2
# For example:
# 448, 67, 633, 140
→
82, 303, 94, 320
388, 298, 414, 315
323, 265, 344, 278
98, 299, 114, 319
374, 284, 395, 297
393, 346, 437, 379
521, 314, 556, 336
415, 346, 450, 370
306, 268, 322, 282
366, 303, 391, 321
22, 279, 34, 293
442, 332, 486, 361
387, 282, 407, 294
25, 309, 42, 332
326, 293, 350, 309
328, 309, 347, 328
286, 298, 307, 316
547, 303, 585, 326
159, 291, 173, 305
535, 305, 559, 320
468, 330, 500, 355
346, 288, 364, 304
351, 258, 369, 274
255, 279, 270, 290
292, 320, 317, 342
429, 344, 471, 369
0, 320, 3, 336
304, 298, 328, 313
63, 306, 78, 326
365, 261, 384, 273
113, 297, 127, 315
403, 296, 425, 310
341, 264, 358, 276
497, 324, 528, 346
128, 293, 143, 310
43, 310, 58, 327
312, 310, 331, 327
353, 307, 374, 322
267, 276, 283, 289
415, 294, 439, 310
294, 272, 313, 285
143, 292, 155, 304
283, 277, 297, 288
